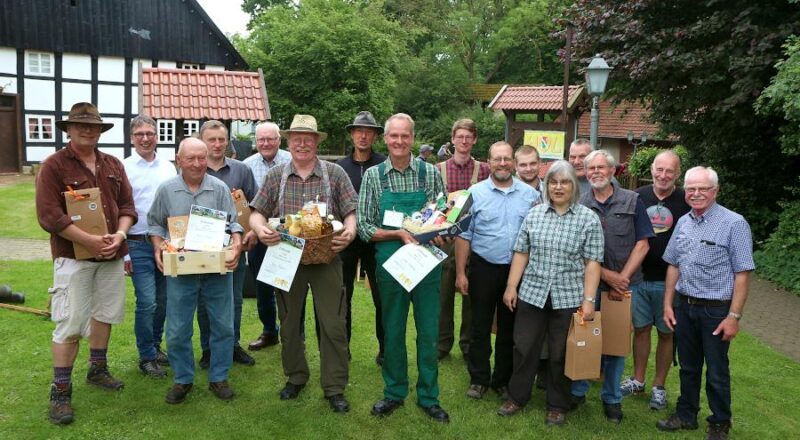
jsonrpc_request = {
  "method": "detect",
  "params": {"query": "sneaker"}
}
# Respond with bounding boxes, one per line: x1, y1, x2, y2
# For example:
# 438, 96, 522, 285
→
155, 346, 170, 366
706, 422, 731, 440
465, 384, 488, 400
232, 345, 256, 366
86, 362, 124, 391
139, 359, 167, 378
49, 383, 74, 425
208, 381, 235, 400
619, 376, 645, 396
199, 350, 210, 370
165, 383, 193, 404
649, 386, 667, 410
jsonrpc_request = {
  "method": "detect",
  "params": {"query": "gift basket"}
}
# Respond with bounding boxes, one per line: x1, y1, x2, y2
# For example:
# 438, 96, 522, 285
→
273, 202, 344, 265
403, 191, 472, 243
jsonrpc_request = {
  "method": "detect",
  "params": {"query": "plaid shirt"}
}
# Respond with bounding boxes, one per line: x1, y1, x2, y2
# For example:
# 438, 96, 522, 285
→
439, 157, 490, 193
250, 159, 357, 221
357, 155, 445, 242
243, 149, 291, 189
513, 202, 604, 310
663, 203, 755, 300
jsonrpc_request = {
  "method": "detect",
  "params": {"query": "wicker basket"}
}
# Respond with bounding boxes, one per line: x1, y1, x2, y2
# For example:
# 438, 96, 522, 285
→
299, 230, 341, 265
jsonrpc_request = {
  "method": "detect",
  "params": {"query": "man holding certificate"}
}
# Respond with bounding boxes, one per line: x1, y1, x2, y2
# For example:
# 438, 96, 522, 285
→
357, 113, 450, 423
249, 114, 358, 413
147, 137, 243, 404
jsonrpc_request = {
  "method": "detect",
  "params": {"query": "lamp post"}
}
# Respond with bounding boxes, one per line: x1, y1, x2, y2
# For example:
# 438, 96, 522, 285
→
586, 54, 612, 150
627, 131, 648, 157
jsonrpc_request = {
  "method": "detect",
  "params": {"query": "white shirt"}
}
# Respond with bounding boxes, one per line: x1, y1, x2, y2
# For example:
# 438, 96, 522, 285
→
123, 150, 177, 235
243, 148, 291, 189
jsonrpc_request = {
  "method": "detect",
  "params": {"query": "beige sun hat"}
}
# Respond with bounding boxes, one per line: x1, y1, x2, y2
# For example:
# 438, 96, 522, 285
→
279, 114, 327, 142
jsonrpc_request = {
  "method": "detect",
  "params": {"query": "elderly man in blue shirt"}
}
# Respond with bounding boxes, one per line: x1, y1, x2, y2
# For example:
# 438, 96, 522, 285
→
455, 141, 539, 400
657, 166, 754, 440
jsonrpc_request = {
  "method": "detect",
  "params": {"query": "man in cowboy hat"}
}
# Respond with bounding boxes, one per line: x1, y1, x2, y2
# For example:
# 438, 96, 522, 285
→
249, 114, 358, 412
336, 111, 387, 365
36, 102, 137, 425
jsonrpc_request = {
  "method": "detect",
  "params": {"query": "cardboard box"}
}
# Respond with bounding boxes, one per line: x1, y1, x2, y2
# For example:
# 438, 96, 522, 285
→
63, 187, 108, 260
565, 311, 602, 380
162, 250, 233, 277
231, 189, 252, 235
600, 291, 633, 357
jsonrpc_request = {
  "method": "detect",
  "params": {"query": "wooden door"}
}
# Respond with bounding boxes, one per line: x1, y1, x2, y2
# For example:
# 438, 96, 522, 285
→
0, 94, 21, 173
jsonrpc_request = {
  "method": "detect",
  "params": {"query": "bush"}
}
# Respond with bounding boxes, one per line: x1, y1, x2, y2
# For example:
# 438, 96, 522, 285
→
755, 195, 800, 296
626, 145, 691, 180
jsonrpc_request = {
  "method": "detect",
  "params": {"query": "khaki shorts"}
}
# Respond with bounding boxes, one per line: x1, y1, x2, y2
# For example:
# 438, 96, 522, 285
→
50, 257, 125, 344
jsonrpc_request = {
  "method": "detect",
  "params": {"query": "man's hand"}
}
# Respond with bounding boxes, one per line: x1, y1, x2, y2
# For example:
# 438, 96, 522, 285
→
331, 228, 356, 253
225, 242, 241, 270
713, 317, 740, 341
241, 230, 258, 252
254, 223, 281, 246
663, 306, 677, 331
602, 270, 630, 293
503, 286, 517, 312
607, 289, 627, 301
431, 235, 453, 248
396, 229, 419, 245
455, 273, 469, 296
580, 301, 596, 321
99, 232, 125, 259
154, 249, 164, 273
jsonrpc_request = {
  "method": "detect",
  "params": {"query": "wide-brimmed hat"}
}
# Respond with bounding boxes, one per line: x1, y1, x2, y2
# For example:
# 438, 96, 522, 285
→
280, 114, 327, 141
419, 144, 433, 153
345, 111, 383, 134
55, 102, 114, 133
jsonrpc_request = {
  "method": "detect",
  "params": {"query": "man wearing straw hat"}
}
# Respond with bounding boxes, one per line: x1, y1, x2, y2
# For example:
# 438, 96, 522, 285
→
36, 102, 137, 425
249, 114, 358, 413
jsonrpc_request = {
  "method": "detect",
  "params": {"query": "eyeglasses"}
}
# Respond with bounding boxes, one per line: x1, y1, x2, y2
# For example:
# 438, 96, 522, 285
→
489, 157, 513, 164
587, 165, 609, 172
257, 136, 280, 143
653, 167, 676, 176
685, 186, 715, 194
548, 179, 573, 187
133, 132, 156, 139
453, 135, 475, 142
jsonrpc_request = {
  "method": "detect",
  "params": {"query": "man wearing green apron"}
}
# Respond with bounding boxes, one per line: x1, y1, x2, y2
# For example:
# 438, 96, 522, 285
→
357, 113, 450, 423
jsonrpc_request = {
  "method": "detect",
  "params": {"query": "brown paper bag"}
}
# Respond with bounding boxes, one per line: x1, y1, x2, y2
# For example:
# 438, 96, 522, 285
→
231, 189, 251, 235
564, 311, 602, 380
600, 291, 633, 357
63, 187, 108, 260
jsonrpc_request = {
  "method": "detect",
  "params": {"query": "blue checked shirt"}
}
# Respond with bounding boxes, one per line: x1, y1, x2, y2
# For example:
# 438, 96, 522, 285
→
513, 202, 604, 310
663, 203, 755, 300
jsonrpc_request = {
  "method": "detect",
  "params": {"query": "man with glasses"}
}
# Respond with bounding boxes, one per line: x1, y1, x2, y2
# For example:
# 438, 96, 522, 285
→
657, 167, 754, 440
123, 115, 177, 378
436, 118, 490, 361
243, 122, 290, 351
572, 149, 654, 424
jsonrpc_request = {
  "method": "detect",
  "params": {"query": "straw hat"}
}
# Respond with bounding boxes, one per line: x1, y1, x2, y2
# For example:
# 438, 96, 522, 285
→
55, 102, 114, 132
279, 114, 327, 141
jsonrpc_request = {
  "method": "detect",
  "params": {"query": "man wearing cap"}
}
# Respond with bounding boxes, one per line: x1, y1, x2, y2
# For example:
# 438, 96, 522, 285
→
123, 115, 177, 379
250, 114, 358, 413
336, 111, 387, 365
357, 113, 450, 423
243, 122, 291, 351
36, 102, 137, 425
418, 144, 434, 162
196, 120, 259, 369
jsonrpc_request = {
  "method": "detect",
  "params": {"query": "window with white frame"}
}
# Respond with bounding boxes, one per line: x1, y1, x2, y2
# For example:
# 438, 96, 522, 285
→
26, 52, 53, 76
26, 115, 54, 141
183, 120, 199, 137
158, 120, 175, 144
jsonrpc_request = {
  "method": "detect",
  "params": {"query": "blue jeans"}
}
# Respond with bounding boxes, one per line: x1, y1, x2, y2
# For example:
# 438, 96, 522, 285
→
248, 244, 279, 336
571, 284, 639, 405
166, 273, 233, 384
674, 298, 732, 424
128, 239, 167, 361
198, 258, 245, 350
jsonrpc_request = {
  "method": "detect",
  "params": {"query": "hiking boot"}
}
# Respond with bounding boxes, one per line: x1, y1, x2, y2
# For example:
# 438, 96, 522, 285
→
649, 386, 667, 410
139, 359, 167, 378
155, 346, 170, 366
619, 376, 645, 396
656, 413, 699, 432
603, 402, 623, 424
706, 422, 731, 440
232, 345, 256, 366
465, 384, 488, 400
49, 383, 74, 425
497, 399, 523, 417
208, 381, 235, 400
86, 362, 124, 391
545, 409, 566, 426
165, 383, 193, 404
199, 350, 210, 370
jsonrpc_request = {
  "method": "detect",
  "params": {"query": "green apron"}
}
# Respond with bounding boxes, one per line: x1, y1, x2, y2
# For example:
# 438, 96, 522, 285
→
374, 162, 442, 407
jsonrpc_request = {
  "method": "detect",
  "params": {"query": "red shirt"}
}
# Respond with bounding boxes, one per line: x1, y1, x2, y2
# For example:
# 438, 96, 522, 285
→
438, 157, 490, 193
36, 143, 137, 260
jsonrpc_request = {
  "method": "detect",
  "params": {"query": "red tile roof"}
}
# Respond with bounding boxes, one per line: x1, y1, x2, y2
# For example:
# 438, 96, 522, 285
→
140, 68, 270, 121
489, 85, 584, 111
576, 100, 660, 139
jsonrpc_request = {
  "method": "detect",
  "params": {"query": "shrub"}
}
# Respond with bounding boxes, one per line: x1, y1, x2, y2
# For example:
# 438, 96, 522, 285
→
755, 195, 800, 296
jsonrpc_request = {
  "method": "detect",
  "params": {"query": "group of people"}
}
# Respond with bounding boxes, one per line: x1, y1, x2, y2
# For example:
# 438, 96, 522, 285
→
36, 102, 753, 440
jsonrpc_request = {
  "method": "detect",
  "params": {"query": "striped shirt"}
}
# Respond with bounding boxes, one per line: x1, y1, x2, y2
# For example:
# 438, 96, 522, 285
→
662, 203, 755, 300
243, 149, 291, 189
357, 155, 445, 242
513, 202, 604, 310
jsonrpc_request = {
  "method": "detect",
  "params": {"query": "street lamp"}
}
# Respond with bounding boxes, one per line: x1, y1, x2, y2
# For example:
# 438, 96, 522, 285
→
586, 54, 612, 150
627, 131, 648, 157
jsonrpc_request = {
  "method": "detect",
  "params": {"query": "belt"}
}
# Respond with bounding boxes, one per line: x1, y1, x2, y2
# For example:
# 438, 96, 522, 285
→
127, 234, 148, 241
679, 295, 731, 307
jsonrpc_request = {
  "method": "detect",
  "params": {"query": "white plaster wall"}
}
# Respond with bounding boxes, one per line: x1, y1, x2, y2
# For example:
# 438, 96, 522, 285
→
26, 146, 56, 162
155, 147, 175, 162
97, 56, 125, 83
62, 53, 91, 81
158, 61, 177, 69
61, 82, 92, 111
97, 84, 125, 115
132, 59, 153, 83
0, 47, 16, 74
100, 117, 125, 144
131, 86, 139, 114
206, 65, 225, 71
98, 147, 124, 160
0, 77, 18, 93
24, 79, 55, 110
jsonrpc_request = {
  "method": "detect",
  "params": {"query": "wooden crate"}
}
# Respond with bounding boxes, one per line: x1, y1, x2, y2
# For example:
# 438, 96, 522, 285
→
162, 250, 232, 277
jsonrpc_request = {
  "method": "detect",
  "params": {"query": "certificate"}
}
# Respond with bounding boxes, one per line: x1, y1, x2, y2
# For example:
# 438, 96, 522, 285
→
257, 233, 306, 291
184, 205, 228, 251
382, 243, 447, 292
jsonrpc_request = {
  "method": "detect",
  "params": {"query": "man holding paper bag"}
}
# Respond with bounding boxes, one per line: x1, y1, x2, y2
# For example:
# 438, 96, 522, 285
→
36, 102, 136, 425
249, 114, 358, 413
357, 113, 451, 423
571, 150, 654, 424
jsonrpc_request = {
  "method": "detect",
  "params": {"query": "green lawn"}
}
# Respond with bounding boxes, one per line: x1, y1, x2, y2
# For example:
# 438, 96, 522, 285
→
0, 259, 798, 439
0, 183, 48, 239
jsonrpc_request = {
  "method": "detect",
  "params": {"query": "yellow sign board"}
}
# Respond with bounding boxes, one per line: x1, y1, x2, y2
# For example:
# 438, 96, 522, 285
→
523, 130, 565, 160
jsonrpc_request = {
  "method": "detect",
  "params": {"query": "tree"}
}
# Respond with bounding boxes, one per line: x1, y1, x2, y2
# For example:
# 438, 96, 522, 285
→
562, 0, 800, 239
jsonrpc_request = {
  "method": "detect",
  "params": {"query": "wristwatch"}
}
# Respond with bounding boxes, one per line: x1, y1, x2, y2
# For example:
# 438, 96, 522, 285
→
727, 311, 742, 321
583, 296, 595, 304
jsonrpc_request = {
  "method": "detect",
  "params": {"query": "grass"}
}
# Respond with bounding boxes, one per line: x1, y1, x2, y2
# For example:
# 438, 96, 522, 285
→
1, 259, 799, 439
0, 183, 49, 240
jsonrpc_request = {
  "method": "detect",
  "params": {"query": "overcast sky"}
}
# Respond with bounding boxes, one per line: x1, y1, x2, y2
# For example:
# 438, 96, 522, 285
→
196, 0, 250, 36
